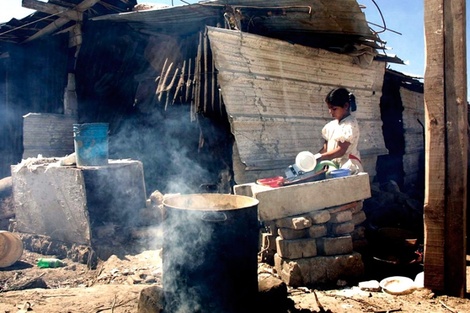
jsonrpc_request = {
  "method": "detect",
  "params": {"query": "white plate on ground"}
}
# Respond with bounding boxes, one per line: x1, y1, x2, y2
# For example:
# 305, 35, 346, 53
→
379, 276, 415, 295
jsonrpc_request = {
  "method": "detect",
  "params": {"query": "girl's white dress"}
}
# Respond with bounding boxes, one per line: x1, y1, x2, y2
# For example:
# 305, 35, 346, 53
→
321, 114, 364, 174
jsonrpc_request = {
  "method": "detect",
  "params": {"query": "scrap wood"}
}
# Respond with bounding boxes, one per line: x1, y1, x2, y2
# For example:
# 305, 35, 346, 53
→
439, 300, 458, 313
93, 295, 136, 313
329, 294, 384, 311
313, 290, 332, 313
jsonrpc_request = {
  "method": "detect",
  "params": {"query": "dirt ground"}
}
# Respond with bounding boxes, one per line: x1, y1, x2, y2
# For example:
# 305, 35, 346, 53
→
1, 249, 470, 313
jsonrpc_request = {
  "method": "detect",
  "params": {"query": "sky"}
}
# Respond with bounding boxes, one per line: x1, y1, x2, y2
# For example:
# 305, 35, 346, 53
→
0, 0, 467, 81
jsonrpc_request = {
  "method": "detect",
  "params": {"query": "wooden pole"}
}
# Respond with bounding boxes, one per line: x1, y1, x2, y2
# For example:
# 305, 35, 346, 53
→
423, 0, 467, 296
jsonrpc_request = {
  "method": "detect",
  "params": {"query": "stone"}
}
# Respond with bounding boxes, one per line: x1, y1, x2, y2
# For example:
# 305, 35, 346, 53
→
358, 280, 381, 292
274, 252, 364, 287
278, 227, 308, 240
316, 235, 353, 255
352, 210, 367, 225
327, 201, 360, 214
309, 210, 330, 224
328, 222, 355, 235
329, 210, 353, 223
351, 225, 366, 240
276, 236, 317, 259
307, 224, 327, 238
275, 216, 311, 229
137, 285, 165, 313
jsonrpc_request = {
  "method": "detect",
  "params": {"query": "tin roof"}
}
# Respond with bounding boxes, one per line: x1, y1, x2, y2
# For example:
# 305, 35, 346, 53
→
0, 0, 395, 58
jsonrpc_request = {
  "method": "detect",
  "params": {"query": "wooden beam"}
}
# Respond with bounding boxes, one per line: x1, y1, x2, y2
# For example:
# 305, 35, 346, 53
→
22, 0, 100, 43
22, 0, 82, 21
442, 0, 467, 297
423, 0, 467, 296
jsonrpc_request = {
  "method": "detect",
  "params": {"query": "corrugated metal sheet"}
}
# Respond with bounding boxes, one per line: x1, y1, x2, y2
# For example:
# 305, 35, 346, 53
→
207, 26, 387, 183
401, 87, 425, 188
91, 0, 383, 50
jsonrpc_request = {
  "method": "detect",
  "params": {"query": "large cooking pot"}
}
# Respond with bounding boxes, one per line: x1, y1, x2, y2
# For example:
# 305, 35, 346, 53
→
162, 193, 259, 313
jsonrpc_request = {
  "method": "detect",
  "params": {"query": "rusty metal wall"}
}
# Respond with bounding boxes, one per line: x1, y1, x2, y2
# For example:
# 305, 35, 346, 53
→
207, 26, 387, 184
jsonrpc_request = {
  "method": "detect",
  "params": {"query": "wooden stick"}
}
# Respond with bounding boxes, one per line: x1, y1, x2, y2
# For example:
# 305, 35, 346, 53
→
173, 59, 186, 104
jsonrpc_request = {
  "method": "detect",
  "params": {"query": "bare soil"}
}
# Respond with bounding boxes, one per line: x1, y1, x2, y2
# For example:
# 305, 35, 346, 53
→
1, 249, 470, 313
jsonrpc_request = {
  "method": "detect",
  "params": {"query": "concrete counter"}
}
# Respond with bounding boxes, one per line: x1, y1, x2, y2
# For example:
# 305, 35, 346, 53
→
234, 172, 371, 221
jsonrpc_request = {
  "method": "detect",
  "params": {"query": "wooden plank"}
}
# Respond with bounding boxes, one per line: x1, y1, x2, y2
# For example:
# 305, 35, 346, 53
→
442, 0, 467, 297
423, 0, 447, 292
423, 0, 467, 295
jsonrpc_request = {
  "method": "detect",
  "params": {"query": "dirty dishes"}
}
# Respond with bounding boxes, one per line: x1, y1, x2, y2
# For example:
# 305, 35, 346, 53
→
295, 151, 317, 172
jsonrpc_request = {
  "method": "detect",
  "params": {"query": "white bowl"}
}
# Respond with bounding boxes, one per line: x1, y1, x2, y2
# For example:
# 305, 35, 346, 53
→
295, 151, 317, 172
379, 276, 416, 295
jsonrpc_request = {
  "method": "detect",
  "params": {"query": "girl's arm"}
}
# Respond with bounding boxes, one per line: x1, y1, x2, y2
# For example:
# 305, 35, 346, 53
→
317, 141, 350, 161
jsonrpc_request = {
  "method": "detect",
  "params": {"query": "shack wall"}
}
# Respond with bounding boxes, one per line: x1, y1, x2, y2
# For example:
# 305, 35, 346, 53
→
207, 27, 387, 184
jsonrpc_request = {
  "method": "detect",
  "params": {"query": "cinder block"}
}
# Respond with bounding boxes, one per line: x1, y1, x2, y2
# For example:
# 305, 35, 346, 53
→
316, 235, 353, 255
309, 210, 330, 224
276, 236, 317, 259
308, 224, 327, 238
275, 216, 311, 229
329, 210, 352, 223
328, 222, 355, 236
274, 252, 364, 287
278, 228, 308, 240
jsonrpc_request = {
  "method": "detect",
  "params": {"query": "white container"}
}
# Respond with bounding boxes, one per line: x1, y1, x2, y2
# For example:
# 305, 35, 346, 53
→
295, 151, 317, 172
0, 230, 23, 268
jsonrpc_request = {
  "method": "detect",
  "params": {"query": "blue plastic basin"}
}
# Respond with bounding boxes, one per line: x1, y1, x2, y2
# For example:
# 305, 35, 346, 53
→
329, 168, 351, 178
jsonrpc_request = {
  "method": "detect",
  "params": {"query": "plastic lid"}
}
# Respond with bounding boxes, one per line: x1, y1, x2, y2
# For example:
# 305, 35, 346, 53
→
295, 151, 317, 172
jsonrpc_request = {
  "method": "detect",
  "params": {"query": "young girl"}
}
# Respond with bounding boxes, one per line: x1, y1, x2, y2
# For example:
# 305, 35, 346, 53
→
315, 87, 363, 174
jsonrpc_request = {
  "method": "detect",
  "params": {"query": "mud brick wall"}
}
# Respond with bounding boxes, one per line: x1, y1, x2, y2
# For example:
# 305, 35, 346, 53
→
261, 201, 367, 287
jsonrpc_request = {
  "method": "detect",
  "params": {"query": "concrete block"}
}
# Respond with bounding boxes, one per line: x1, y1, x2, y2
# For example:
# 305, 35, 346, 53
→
308, 210, 330, 224
276, 237, 317, 259
12, 162, 91, 245
275, 216, 311, 229
277, 228, 308, 240
316, 235, 353, 255
329, 210, 352, 223
352, 210, 367, 225
308, 224, 327, 238
246, 172, 371, 221
274, 252, 364, 287
328, 222, 355, 236
11, 159, 147, 246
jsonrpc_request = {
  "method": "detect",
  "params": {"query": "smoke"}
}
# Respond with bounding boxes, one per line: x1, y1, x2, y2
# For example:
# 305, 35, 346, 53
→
108, 107, 214, 196
162, 207, 212, 312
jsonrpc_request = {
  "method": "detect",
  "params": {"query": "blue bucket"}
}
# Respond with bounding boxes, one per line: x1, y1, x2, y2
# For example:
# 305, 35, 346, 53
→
73, 123, 109, 166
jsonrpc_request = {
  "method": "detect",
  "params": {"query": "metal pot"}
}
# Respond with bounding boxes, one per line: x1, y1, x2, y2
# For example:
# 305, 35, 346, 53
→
162, 193, 259, 313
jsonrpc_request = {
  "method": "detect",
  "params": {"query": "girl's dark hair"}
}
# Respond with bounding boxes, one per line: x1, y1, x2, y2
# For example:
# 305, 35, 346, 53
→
325, 87, 357, 112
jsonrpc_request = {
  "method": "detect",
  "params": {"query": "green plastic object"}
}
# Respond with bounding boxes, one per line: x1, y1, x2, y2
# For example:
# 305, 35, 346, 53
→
37, 258, 65, 268
313, 160, 338, 172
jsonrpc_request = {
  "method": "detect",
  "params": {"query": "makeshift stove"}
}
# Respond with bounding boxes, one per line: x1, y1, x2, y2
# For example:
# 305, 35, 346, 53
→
10, 157, 147, 261
234, 172, 371, 287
